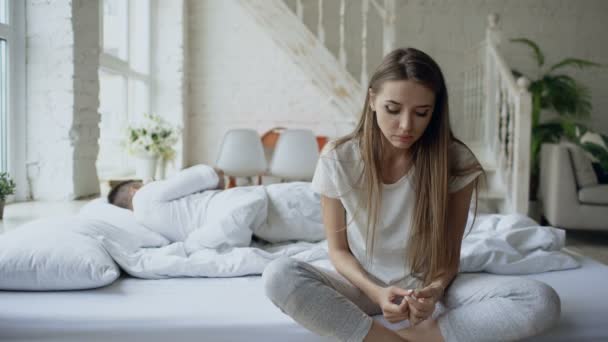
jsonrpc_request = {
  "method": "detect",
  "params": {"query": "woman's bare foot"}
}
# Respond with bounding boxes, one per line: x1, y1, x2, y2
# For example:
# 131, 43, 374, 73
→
396, 318, 444, 342
364, 321, 408, 342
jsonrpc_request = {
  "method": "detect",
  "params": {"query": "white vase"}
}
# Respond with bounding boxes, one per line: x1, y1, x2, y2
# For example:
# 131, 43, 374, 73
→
135, 154, 159, 182
156, 158, 167, 180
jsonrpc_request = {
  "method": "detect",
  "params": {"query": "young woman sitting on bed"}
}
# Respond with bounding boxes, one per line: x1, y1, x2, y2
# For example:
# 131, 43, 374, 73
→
263, 48, 561, 342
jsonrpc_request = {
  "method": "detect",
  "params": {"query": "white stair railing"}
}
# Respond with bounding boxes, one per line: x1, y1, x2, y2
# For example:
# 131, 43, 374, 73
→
289, 0, 396, 88
464, 13, 532, 214
240, 0, 362, 123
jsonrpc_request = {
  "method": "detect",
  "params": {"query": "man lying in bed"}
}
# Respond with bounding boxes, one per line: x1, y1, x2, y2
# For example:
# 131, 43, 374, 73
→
107, 164, 323, 245
107, 165, 243, 242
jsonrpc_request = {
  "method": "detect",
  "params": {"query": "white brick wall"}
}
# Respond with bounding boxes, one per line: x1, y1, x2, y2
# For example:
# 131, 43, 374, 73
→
153, 0, 187, 174
26, 0, 100, 200
186, 0, 354, 166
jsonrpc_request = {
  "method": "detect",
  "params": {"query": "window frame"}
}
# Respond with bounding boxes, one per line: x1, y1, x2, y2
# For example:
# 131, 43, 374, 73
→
98, 0, 153, 179
0, 0, 26, 202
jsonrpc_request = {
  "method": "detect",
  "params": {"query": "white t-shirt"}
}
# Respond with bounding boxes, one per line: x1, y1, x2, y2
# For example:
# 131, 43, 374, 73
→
311, 138, 482, 289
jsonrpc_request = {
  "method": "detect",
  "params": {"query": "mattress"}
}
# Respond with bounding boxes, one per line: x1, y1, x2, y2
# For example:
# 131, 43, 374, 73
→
0, 251, 606, 342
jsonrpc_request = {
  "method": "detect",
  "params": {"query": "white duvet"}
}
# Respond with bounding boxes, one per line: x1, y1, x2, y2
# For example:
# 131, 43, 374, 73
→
0, 179, 580, 290
92, 187, 579, 280
458, 213, 579, 273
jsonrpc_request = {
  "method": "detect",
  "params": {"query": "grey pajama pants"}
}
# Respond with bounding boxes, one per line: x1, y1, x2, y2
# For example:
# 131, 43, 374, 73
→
263, 257, 561, 342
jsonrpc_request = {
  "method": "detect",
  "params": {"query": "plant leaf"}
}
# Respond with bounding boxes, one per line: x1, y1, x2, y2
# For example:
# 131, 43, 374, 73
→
549, 58, 602, 73
580, 142, 608, 171
600, 133, 608, 148
510, 38, 544, 67
540, 75, 591, 117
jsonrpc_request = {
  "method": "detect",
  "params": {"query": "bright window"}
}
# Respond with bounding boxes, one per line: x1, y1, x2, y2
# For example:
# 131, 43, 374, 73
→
0, 0, 7, 24
102, 0, 128, 60
0, 39, 6, 173
0, 0, 10, 174
0, 0, 25, 201
98, 0, 151, 178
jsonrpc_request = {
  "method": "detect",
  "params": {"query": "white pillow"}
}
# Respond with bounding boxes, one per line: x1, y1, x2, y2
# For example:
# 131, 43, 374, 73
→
565, 143, 598, 188
254, 182, 325, 243
0, 216, 120, 290
79, 198, 169, 248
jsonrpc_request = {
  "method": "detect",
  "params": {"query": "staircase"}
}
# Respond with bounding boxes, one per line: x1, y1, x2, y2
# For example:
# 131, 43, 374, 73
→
239, 1, 532, 215
238, 0, 363, 125
465, 14, 532, 214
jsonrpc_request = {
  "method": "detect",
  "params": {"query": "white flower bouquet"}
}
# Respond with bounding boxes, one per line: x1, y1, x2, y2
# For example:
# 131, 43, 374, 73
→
124, 113, 181, 161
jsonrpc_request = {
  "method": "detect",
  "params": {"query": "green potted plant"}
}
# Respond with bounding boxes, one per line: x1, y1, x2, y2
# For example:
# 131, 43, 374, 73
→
0, 172, 16, 219
509, 37, 604, 200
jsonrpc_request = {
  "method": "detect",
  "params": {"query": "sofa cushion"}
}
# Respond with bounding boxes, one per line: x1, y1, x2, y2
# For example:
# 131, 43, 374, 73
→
564, 143, 598, 188
578, 185, 608, 205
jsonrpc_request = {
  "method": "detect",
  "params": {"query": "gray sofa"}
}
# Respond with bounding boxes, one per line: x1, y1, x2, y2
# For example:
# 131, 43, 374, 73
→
539, 143, 608, 231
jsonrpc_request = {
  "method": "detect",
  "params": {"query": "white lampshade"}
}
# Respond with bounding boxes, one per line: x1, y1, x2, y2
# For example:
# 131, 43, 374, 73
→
215, 129, 267, 177
270, 129, 319, 181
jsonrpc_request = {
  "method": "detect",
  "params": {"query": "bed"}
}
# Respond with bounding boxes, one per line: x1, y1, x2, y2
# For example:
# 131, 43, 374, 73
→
0, 249, 606, 342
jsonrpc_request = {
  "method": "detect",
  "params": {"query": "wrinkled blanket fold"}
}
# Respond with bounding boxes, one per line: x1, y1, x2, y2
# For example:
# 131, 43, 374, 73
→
95, 197, 579, 279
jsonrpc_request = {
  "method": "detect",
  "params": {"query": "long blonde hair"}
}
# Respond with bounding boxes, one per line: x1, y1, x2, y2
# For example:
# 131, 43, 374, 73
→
332, 48, 484, 286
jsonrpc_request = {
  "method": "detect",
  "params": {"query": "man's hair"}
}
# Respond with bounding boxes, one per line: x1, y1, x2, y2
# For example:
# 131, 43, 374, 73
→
107, 180, 140, 209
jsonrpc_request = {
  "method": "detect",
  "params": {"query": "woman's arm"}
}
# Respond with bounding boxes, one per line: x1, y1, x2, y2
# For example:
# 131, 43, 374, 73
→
321, 195, 384, 303
430, 181, 476, 290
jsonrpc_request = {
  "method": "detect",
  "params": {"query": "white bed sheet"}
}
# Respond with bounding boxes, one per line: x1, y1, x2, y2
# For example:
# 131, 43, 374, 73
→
0, 251, 606, 342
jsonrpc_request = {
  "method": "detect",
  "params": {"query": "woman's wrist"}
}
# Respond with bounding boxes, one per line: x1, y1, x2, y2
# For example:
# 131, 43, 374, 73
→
365, 284, 384, 304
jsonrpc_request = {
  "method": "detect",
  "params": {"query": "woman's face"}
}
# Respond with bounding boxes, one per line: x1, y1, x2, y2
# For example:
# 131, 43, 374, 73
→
370, 79, 435, 152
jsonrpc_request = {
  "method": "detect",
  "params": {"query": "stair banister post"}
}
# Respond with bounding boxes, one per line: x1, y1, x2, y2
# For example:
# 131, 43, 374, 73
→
484, 13, 499, 160
239, 0, 363, 123
317, 0, 325, 44
339, 0, 347, 67
296, 0, 303, 20
486, 13, 502, 46
360, 0, 369, 87
382, 0, 396, 55
512, 76, 532, 214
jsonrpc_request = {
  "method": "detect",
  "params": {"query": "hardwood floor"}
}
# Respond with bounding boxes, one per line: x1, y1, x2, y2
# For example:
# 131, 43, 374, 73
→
565, 229, 608, 265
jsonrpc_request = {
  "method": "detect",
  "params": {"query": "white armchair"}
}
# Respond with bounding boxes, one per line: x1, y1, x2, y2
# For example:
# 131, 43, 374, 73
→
539, 143, 608, 231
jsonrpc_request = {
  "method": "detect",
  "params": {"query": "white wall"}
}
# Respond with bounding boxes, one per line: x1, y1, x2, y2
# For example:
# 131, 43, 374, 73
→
26, 0, 100, 200
152, 0, 187, 174
186, 0, 353, 166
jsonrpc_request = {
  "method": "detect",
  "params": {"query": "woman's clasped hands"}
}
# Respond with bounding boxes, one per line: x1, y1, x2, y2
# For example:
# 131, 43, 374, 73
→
375, 282, 444, 326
